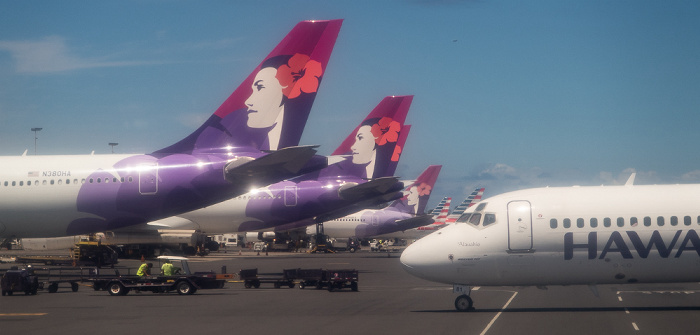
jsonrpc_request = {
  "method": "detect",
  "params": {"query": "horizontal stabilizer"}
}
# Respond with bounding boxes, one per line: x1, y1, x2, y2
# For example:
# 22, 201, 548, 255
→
338, 176, 403, 202
225, 145, 325, 188
315, 190, 404, 223
394, 215, 434, 231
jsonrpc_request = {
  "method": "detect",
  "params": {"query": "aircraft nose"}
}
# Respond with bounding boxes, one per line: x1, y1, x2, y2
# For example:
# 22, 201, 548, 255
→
400, 236, 452, 283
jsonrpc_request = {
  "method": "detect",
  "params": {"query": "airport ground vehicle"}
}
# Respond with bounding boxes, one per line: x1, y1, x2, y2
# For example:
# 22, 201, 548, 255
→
325, 269, 359, 292
1, 267, 39, 296
88, 256, 230, 296
14, 241, 118, 268
240, 268, 358, 291
239, 268, 296, 288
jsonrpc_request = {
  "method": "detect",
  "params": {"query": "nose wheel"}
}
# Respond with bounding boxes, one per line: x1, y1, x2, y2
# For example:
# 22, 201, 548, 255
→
455, 294, 474, 312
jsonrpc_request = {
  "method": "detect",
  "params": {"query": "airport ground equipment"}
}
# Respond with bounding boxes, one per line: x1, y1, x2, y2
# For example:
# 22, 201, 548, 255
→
240, 268, 358, 291
294, 268, 325, 289
324, 269, 359, 292
239, 268, 296, 289
1, 267, 39, 296
88, 256, 231, 296
13, 241, 118, 268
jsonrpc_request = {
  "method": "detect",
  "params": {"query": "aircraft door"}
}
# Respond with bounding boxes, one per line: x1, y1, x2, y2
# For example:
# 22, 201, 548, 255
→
139, 164, 159, 195
507, 200, 533, 251
284, 186, 297, 206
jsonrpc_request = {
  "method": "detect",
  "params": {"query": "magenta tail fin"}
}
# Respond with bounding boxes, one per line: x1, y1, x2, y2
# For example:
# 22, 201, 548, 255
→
156, 19, 342, 155
390, 165, 442, 215
323, 95, 413, 179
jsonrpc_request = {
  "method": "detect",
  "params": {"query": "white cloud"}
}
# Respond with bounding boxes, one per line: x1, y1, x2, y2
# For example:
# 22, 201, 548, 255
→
0, 36, 148, 74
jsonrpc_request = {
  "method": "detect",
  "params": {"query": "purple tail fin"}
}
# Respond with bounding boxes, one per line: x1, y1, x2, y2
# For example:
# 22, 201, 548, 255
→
390, 165, 442, 215
322, 95, 413, 179
155, 19, 343, 155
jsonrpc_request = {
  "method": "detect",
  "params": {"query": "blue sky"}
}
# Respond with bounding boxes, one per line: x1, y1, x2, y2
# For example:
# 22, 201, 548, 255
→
2, 0, 700, 208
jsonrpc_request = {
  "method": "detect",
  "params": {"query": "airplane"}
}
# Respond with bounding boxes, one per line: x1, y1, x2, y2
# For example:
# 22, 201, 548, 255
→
311, 165, 442, 240
119, 95, 412, 238
18, 95, 412, 253
405, 187, 485, 238
0, 19, 342, 239
400, 179, 700, 311
444, 187, 485, 224
429, 197, 452, 223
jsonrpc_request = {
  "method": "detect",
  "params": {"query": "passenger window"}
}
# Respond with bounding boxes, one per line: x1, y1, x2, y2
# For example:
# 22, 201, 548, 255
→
657, 216, 665, 226
483, 214, 496, 227
604, 218, 611, 227
617, 217, 624, 227
42, 180, 47, 186
590, 218, 598, 228
685, 216, 691, 226
644, 217, 651, 227
630, 217, 638, 227
12, 181, 16, 186
577, 218, 584, 228
19, 181, 23, 186
58, 179, 63, 185
550, 219, 557, 229
50, 180, 54, 185
671, 216, 678, 226
468, 213, 482, 226
563, 218, 571, 228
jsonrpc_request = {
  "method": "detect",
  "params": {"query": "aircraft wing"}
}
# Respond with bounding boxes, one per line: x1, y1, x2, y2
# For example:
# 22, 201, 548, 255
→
394, 215, 434, 231
338, 177, 403, 202
224, 145, 325, 188
315, 191, 404, 223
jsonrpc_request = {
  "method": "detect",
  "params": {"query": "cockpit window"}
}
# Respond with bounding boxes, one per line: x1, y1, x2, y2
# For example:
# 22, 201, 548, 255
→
483, 214, 496, 227
468, 213, 482, 225
456, 213, 471, 223
475, 203, 487, 212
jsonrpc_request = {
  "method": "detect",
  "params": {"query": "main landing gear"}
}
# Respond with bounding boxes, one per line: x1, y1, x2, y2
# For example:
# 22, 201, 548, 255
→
453, 284, 474, 312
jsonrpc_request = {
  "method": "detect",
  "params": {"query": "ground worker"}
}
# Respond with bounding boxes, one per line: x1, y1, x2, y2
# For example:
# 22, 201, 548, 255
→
161, 260, 174, 276
137, 262, 152, 277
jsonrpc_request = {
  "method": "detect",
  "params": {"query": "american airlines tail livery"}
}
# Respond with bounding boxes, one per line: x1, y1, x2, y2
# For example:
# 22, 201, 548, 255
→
0, 20, 342, 239
401, 181, 700, 311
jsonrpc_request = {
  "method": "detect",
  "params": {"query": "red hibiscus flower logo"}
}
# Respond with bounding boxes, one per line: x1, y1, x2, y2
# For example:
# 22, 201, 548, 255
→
370, 117, 401, 146
391, 144, 402, 162
275, 54, 323, 99
417, 182, 432, 196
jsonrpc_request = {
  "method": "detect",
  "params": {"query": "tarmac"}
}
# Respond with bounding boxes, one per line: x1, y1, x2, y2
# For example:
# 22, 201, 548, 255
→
2, 248, 700, 334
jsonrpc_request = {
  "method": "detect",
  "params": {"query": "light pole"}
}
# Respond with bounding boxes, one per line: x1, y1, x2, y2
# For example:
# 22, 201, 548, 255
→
109, 142, 119, 153
31, 128, 42, 155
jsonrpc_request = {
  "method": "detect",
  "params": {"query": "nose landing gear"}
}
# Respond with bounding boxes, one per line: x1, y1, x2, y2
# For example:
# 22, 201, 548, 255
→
455, 294, 474, 311
453, 284, 474, 312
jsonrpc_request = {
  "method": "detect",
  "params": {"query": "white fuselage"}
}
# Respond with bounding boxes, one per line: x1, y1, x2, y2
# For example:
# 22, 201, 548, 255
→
401, 184, 700, 286
0, 154, 130, 237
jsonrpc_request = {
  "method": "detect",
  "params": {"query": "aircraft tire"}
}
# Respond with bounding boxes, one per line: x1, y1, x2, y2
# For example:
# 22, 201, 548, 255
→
454, 295, 473, 312
71, 282, 79, 292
